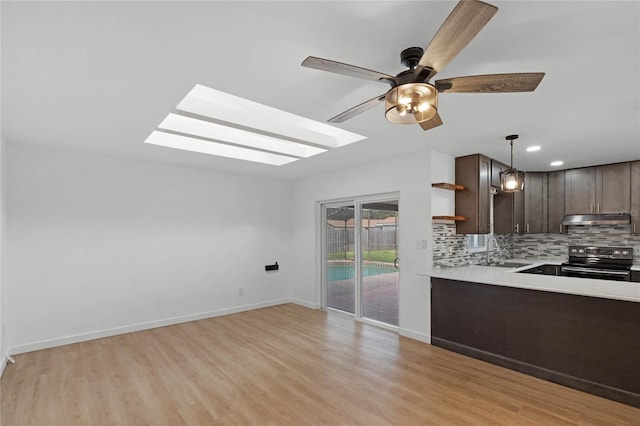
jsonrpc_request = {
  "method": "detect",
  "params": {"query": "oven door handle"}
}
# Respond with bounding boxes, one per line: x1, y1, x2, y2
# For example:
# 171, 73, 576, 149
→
561, 266, 630, 276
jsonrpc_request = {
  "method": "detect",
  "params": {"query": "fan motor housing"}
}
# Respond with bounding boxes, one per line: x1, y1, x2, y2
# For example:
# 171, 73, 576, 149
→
400, 47, 424, 69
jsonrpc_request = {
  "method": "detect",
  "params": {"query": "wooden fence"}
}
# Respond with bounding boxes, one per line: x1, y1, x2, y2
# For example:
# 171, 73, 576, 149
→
327, 225, 397, 254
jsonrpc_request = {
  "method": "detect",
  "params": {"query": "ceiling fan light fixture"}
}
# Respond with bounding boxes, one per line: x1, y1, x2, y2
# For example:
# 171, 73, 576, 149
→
385, 83, 438, 124
500, 134, 525, 192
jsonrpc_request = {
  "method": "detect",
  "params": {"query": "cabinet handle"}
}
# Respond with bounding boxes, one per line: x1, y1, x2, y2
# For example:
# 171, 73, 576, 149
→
560, 224, 563, 233
515, 224, 519, 233
597, 203, 600, 213
590, 204, 594, 213
634, 223, 637, 233
526, 224, 530, 233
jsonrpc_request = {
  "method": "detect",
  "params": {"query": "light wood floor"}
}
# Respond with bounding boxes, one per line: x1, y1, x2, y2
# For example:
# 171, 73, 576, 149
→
1, 304, 638, 425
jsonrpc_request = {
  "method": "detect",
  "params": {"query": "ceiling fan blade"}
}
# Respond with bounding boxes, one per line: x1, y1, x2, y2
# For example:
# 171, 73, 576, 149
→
435, 73, 545, 93
328, 93, 387, 123
417, 0, 498, 79
302, 57, 396, 84
419, 113, 443, 131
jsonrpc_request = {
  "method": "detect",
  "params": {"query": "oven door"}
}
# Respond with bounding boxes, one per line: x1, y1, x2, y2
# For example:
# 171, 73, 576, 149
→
560, 264, 631, 281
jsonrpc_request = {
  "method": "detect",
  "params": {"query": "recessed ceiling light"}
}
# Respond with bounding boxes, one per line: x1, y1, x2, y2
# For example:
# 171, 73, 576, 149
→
550, 161, 564, 167
145, 131, 298, 166
526, 145, 541, 152
145, 84, 367, 165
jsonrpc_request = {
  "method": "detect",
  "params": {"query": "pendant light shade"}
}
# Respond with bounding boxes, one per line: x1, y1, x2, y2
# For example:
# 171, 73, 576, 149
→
500, 134, 524, 192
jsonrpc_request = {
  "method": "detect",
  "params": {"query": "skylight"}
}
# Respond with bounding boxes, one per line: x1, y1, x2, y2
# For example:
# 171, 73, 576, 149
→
146, 131, 298, 166
145, 84, 366, 165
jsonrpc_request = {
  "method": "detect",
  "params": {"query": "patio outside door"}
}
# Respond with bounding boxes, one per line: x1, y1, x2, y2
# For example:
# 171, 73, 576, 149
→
324, 204, 356, 314
323, 196, 399, 328
361, 201, 399, 326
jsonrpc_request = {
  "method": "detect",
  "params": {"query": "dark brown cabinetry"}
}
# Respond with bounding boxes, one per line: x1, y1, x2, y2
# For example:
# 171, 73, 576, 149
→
455, 154, 491, 234
596, 163, 631, 214
523, 172, 547, 233
490, 159, 509, 188
456, 157, 634, 235
493, 192, 514, 234
565, 163, 630, 215
632, 161, 640, 234
431, 277, 640, 408
547, 170, 565, 234
565, 167, 596, 214
493, 173, 537, 235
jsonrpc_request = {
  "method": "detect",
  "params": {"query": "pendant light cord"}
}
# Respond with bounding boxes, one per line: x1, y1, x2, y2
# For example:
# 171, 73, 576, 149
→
510, 140, 514, 168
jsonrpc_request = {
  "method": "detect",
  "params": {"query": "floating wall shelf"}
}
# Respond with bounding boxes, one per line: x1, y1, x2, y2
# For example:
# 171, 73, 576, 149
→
432, 182, 466, 191
432, 215, 467, 221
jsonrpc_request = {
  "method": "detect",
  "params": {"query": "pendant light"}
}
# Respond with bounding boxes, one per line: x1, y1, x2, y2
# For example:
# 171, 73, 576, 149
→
500, 134, 525, 192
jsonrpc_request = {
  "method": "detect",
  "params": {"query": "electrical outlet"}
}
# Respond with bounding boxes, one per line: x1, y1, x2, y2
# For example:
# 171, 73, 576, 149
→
238, 288, 244, 296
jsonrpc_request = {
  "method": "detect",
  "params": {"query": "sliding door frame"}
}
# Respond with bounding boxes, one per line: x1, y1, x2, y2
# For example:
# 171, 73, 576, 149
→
319, 192, 400, 328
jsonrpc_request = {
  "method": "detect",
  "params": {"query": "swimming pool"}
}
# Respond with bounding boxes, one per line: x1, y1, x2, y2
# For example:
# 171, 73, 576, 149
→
327, 263, 396, 282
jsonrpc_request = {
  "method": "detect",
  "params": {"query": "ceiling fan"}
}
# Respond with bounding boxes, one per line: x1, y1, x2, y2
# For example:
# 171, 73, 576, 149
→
301, 0, 545, 131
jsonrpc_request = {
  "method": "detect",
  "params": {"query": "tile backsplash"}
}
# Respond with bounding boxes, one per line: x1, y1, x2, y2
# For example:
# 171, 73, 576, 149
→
513, 225, 640, 262
432, 222, 513, 268
432, 222, 640, 268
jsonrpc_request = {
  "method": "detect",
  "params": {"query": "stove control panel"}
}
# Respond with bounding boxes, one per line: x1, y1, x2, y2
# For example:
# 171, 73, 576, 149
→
568, 246, 634, 260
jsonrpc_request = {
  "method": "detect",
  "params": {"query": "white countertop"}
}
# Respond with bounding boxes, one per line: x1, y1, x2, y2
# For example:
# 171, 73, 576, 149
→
420, 259, 640, 303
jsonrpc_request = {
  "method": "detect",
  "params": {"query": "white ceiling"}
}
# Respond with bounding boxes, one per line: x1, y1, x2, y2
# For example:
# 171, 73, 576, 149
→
2, 1, 639, 180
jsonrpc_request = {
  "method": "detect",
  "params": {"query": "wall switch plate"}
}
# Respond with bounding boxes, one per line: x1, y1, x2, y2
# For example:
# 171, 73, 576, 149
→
238, 288, 244, 296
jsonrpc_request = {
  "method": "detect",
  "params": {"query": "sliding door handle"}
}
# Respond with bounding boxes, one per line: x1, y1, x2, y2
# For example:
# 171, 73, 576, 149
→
394, 258, 399, 269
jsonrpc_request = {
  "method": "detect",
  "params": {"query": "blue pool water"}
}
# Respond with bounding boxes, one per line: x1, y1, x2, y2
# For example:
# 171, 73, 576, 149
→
328, 264, 396, 282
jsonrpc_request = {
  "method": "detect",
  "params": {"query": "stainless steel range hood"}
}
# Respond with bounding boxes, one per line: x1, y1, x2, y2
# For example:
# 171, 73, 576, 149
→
562, 214, 631, 226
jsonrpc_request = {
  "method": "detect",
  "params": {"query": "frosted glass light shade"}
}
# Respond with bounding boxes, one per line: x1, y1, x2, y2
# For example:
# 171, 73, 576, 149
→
500, 169, 525, 192
385, 83, 438, 124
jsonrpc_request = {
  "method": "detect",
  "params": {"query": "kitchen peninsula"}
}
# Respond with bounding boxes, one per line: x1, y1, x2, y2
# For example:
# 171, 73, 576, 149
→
426, 263, 640, 408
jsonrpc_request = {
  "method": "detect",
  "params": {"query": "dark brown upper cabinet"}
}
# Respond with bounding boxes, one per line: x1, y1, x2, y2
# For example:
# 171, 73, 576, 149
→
491, 159, 520, 235
493, 191, 514, 235
596, 163, 631, 214
565, 164, 631, 215
523, 172, 547, 234
490, 159, 510, 188
565, 167, 596, 215
547, 170, 565, 234
455, 154, 491, 234
494, 173, 539, 235
631, 161, 640, 234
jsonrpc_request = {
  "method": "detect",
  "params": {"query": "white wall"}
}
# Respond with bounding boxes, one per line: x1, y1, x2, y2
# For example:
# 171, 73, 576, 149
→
430, 150, 456, 217
290, 150, 432, 342
0, 135, 6, 374
6, 143, 292, 353
0, 0, 6, 370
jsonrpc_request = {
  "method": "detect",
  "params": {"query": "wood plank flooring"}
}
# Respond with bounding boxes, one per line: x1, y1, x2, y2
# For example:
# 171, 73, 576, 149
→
1, 303, 638, 425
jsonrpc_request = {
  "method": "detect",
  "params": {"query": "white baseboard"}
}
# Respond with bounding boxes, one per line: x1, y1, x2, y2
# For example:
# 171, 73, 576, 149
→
8, 298, 292, 355
399, 328, 431, 344
289, 298, 320, 309
0, 353, 7, 378
5, 299, 425, 358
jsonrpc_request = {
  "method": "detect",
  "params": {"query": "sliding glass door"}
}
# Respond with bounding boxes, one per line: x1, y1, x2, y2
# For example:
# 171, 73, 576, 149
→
325, 204, 356, 314
322, 196, 399, 328
360, 201, 399, 326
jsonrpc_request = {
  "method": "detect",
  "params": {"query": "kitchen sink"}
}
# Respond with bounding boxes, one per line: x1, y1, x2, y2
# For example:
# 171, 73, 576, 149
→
478, 261, 532, 268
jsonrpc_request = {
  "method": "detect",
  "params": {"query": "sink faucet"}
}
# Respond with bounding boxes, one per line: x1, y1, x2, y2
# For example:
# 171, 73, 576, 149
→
486, 235, 500, 264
